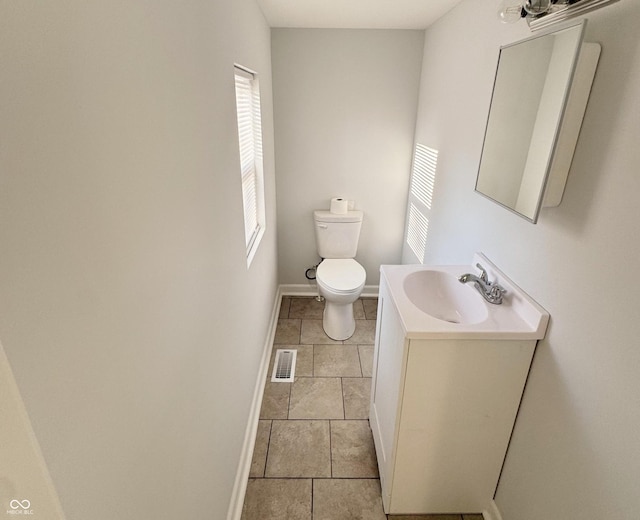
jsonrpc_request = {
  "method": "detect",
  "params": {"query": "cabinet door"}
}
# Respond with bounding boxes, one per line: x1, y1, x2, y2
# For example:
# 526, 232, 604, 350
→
370, 281, 408, 510
391, 338, 535, 514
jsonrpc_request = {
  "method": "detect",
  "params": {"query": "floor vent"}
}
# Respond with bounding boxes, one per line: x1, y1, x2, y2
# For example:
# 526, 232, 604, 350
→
271, 349, 297, 383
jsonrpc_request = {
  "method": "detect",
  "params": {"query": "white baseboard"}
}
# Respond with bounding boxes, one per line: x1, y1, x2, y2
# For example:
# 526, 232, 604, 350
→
226, 286, 283, 520
483, 499, 504, 520
280, 283, 379, 298
279, 283, 320, 297
361, 285, 380, 298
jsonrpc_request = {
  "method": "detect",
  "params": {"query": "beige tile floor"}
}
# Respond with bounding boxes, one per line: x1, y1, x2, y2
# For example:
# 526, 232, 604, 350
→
241, 296, 484, 520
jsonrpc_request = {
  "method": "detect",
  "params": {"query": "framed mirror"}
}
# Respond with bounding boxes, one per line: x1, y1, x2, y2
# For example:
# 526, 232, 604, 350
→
476, 21, 587, 223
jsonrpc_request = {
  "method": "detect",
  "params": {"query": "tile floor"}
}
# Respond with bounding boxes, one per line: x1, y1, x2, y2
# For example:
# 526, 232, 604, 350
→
241, 296, 484, 520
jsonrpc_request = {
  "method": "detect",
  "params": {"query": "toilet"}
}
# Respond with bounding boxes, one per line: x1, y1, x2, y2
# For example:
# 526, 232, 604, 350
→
313, 210, 366, 340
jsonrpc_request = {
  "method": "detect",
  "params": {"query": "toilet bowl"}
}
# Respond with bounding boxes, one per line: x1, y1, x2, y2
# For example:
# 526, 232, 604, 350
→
316, 258, 366, 340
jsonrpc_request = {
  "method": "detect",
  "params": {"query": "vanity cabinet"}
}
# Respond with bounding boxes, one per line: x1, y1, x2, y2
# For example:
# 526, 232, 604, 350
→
370, 272, 537, 514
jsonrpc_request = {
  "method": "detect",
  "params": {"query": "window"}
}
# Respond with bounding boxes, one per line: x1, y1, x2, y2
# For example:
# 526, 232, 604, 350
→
234, 65, 265, 266
405, 144, 439, 263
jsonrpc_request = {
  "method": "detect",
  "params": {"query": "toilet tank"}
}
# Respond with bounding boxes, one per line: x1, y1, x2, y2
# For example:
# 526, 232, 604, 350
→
314, 210, 363, 259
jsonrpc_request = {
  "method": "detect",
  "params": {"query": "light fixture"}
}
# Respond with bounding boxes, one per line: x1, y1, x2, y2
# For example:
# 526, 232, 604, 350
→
497, 0, 552, 23
497, 0, 526, 23
498, 0, 620, 30
523, 0, 552, 15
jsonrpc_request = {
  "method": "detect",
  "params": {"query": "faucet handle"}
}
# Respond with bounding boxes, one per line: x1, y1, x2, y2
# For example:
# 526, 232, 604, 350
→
476, 263, 489, 283
488, 283, 506, 304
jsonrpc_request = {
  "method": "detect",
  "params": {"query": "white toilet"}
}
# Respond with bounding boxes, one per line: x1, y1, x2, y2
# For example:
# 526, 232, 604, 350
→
313, 210, 366, 340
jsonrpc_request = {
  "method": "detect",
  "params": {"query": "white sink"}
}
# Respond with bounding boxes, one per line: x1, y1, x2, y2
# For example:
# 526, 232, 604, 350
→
381, 253, 549, 340
402, 270, 488, 325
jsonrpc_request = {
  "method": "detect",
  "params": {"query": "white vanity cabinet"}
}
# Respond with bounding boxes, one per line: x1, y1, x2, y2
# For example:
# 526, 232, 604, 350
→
370, 264, 543, 515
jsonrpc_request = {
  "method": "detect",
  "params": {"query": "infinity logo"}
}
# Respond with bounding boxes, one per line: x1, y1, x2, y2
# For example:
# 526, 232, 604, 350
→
9, 499, 31, 510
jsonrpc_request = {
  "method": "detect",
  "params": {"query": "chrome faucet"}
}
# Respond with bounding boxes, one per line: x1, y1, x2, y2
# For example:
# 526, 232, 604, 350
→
458, 263, 506, 305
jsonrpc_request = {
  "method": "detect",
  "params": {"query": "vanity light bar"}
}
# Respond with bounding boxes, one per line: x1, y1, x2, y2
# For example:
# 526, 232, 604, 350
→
527, 0, 619, 31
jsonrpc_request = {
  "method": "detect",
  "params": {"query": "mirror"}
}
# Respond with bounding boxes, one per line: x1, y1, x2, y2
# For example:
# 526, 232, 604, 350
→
476, 22, 586, 223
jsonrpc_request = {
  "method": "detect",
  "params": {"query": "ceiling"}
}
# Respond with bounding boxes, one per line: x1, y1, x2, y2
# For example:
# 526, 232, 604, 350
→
256, 0, 465, 30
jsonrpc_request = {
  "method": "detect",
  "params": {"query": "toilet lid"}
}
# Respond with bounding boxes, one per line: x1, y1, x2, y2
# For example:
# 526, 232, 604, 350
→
317, 259, 366, 292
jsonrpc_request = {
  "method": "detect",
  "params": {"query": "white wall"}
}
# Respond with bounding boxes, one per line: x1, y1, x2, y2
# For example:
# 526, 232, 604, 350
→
0, 341, 65, 519
272, 29, 424, 285
0, 1, 277, 519
414, 1, 640, 519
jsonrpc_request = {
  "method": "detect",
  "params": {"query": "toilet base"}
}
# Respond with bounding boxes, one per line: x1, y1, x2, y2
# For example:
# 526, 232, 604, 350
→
322, 301, 356, 341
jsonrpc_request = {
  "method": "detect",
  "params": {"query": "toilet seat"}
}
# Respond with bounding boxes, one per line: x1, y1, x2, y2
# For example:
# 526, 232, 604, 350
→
317, 259, 366, 293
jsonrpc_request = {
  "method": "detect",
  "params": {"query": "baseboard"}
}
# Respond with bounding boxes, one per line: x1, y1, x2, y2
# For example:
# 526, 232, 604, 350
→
226, 286, 283, 520
279, 283, 319, 297
483, 499, 504, 520
361, 285, 380, 298
280, 283, 379, 298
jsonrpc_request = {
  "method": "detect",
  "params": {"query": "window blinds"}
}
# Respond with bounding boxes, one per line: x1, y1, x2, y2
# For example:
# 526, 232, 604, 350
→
234, 67, 264, 255
406, 144, 439, 263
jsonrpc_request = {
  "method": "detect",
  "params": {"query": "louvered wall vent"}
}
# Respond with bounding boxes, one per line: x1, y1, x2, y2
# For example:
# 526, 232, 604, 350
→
271, 349, 297, 383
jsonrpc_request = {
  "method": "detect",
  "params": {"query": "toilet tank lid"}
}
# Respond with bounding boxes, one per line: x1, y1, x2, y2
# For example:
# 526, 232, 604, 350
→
314, 210, 363, 223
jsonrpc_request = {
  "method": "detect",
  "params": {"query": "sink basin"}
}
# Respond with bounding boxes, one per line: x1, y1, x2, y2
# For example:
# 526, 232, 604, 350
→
380, 253, 550, 340
403, 270, 488, 325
